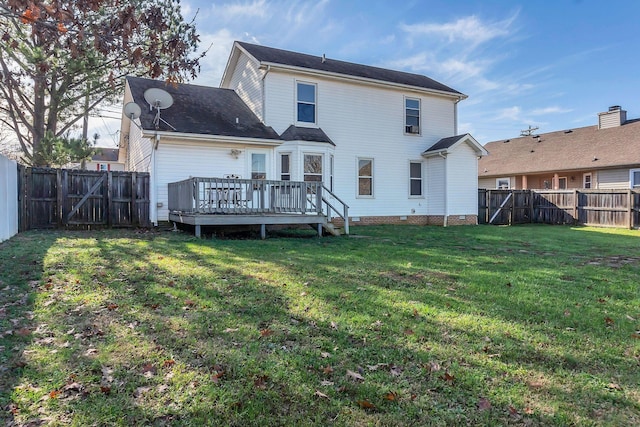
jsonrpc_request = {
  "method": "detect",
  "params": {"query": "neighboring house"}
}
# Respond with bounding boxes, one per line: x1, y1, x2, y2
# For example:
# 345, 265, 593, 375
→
120, 41, 487, 227
479, 106, 640, 190
86, 147, 126, 171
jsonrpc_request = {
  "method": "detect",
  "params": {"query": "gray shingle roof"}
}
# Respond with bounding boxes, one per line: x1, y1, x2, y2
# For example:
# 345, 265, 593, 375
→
237, 42, 463, 96
92, 148, 120, 162
479, 119, 640, 177
280, 126, 335, 145
423, 135, 468, 153
126, 77, 280, 140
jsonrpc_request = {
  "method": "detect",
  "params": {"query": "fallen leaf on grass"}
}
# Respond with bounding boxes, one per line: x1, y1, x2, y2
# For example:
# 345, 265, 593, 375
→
403, 328, 414, 335
48, 390, 61, 399
254, 375, 268, 389
320, 351, 331, 358
314, 390, 329, 399
322, 365, 334, 375
346, 369, 364, 381
16, 328, 31, 337
384, 391, 398, 401
357, 399, 376, 409
106, 303, 118, 311
441, 372, 455, 383
478, 397, 492, 411
134, 386, 152, 397
330, 321, 338, 330
100, 386, 111, 395
163, 360, 175, 368
260, 328, 274, 337
320, 380, 334, 386
141, 363, 156, 376
425, 361, 441, 372
389, 365, 403, 377
224, 327, 239, 333
508, 405, 519, 416
631, 333, 640, 339
606, 383, 622, 390
211, 370, 225, 384
524, 407, 534, 414
604, 317, 615, 326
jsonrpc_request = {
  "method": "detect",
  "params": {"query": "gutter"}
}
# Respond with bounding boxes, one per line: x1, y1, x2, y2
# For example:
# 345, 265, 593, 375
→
141, 130, 282, 146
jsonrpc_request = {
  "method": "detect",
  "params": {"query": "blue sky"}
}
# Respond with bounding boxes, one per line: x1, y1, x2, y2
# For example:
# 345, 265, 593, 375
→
94, 0, 640, 147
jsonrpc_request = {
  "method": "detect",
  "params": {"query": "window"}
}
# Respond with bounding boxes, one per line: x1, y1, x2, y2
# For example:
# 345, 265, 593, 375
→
358, 158, 373, 197
251, 153, 266, 180
409, 162, 423, 196
631, 169, 640, 188
558, 177, 567, 189
280, 154, 291, 181
583, 173, 592, 189
99, 164, 108, 171
297, 82, 316, 123
405, 98, 420, 134
496, 178, 510, 189
303, 154, 323, 182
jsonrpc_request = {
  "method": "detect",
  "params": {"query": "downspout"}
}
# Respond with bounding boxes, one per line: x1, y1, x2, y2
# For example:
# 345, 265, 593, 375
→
261, 65, 271, 123
150, 133, 160, 226
454, 97, 462, 136
439, 151, 448, 227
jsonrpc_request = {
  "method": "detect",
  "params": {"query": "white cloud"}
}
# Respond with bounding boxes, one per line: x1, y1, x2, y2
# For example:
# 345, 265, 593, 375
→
216, 0, 269, 19
400, 12, 518, 50
530, 106, 573, 116
495, 106, 523, 122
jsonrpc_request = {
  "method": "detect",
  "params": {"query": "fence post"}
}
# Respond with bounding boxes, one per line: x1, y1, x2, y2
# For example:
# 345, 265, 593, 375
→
509, 190, 514, 225
131, 172, 138, 226
629, 189, 633, 230
573, 189, 579, 225
107, 171, 113, 227
57, 169, 63, 227
529, 190, 534, 223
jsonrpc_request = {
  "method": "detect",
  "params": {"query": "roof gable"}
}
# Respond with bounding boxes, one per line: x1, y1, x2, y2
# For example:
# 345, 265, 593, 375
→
234, 41, 464, 97
479, 119, 640, 176
125, 77, 280, 140
423, 134, 487, 157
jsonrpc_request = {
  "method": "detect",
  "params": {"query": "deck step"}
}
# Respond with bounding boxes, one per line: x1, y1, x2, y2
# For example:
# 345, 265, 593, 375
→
321, 221, 345, 236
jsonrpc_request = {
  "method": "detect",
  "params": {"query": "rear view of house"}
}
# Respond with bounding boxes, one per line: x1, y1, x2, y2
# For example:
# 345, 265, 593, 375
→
479, 106, 640, 190
120, 41, 486, 233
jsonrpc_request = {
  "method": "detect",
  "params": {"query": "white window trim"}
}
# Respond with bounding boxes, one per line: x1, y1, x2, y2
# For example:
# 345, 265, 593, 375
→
295, 81, 317, 126
404, 96, 421, 135
279, 152, 292, 181
583, 172, 592, 189
496, 177, 510, 189
357, 157, 374, 198
631, 169, 640, 189
409, 160, 424, 198
303, 152, 323, 183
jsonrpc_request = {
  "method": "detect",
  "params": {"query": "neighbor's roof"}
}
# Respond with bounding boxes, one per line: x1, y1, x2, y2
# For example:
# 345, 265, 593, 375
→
479, 119, 640, 177
236, 41, 464, 97
91, 148, 119, 162
125, 76, 280, 140
280, 126, 335, 145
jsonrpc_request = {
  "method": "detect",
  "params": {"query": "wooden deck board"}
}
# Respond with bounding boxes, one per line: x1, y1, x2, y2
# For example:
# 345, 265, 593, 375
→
169, 212, 327, 226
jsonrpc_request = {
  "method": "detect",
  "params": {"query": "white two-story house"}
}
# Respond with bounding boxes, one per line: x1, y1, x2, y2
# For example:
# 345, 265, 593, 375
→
120, 41, 486, 232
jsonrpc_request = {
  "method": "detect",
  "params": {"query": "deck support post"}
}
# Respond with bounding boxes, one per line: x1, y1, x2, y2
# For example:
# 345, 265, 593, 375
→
317, 223, 323, 237
260, 224, 266, 239
195, 225, 201, 238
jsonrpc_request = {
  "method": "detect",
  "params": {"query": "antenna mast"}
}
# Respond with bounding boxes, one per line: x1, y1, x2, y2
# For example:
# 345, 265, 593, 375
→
520, 125, 539, 137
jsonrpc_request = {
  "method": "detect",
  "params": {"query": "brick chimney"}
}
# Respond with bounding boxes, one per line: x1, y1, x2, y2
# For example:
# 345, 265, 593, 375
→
598, 105, 627, 129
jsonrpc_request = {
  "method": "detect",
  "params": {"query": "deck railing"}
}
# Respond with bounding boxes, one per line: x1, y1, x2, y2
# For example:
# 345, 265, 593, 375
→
168, 177, 323, 215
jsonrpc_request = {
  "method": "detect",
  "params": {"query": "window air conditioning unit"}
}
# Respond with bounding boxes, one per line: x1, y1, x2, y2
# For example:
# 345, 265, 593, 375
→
407, 125, 420, 134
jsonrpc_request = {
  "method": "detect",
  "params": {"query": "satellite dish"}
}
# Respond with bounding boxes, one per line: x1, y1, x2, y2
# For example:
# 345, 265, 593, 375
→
144, 88, 174, 110
123, 102, 141, 120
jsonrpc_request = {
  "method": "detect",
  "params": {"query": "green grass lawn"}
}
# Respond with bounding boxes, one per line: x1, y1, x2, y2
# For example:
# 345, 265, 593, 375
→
1, 225, 639, 426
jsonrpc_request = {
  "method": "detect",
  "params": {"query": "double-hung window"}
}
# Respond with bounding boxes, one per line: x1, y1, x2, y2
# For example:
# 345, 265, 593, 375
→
357, 158, 373, 197
405, 98, 420, 134
303, 154, 323, 182
251, 153, 266, 180
297, 82, 316, 124
280, 154, 291, 181
409, 162, 423, 196
583, 173, 592, 189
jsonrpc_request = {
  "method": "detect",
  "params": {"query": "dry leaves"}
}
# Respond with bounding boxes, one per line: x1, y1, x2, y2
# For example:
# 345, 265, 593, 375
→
478, 397, 492, 411
357, 399, 376, 409
314, 390, 329, 399
346, 369, 364, 381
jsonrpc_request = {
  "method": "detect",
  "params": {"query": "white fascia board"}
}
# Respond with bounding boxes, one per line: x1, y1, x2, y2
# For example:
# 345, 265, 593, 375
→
141, 130, 283, 146
261, 62, 467, 100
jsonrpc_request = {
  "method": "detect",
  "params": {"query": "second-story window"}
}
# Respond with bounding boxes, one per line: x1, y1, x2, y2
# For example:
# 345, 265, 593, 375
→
297, 82, 316, 124
405, 98, 420, 134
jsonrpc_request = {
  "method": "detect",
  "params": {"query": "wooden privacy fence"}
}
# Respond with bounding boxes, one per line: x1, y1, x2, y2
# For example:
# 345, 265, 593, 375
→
479, 189, 640, 228
18, 166, 150, 231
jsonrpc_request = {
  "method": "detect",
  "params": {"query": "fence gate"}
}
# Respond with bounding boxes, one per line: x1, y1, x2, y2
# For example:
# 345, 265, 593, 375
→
18, 166, 150, 231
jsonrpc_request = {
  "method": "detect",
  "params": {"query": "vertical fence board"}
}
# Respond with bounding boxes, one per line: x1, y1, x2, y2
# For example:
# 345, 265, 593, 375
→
480, 189, 640, 228
18, 167, 149, 230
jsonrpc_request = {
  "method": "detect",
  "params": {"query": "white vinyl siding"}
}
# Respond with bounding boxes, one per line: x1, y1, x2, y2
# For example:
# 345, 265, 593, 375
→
446, 143, 480, 215
227, 51, 264, 121
263, 69, 458, 218
426, 156, 445, 215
